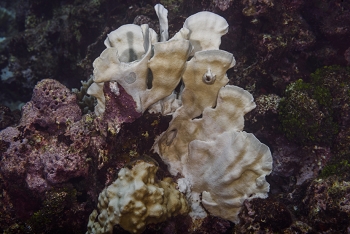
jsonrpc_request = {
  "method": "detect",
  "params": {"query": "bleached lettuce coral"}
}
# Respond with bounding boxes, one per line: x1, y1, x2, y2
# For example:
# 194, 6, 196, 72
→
88, 4, 231, 116
87, 3, 273, 230
154, 85, 273, 223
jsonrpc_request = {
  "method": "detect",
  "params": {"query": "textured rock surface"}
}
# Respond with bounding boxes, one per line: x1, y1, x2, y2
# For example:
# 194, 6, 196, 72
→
0, 79, 87, 193
0, 105, 20, 130
20, 79, 82, 134
0, 79, 92, 232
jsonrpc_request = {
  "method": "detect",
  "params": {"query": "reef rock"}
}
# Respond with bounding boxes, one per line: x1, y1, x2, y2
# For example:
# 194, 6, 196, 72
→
0, 79, 88, 195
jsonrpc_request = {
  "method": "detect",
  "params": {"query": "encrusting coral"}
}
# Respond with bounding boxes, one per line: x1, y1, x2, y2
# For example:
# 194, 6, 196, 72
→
87, 160, 189, 234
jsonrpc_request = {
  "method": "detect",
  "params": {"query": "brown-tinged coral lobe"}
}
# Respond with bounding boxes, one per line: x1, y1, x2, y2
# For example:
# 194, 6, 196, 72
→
87, 161, 189, 234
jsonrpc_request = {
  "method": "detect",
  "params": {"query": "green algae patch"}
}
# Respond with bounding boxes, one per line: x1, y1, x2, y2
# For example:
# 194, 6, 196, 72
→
278, 79, 337, 145
26, 187, 85, 234
278, 66, 350, 146
319, 160, 350, 179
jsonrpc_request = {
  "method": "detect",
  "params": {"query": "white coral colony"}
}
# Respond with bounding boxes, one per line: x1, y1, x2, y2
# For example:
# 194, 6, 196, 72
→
183, 11, 229, 55
87, 3, 273, 232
